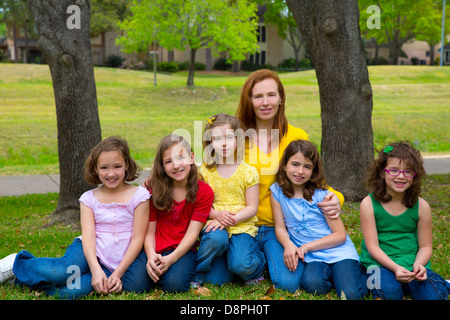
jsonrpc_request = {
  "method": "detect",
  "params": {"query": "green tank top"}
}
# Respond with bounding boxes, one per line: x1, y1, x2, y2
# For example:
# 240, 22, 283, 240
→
359, 194, 431, 271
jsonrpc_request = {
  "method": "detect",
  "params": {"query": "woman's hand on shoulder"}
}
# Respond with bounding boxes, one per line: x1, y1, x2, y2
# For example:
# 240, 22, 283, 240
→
317, 192, 341, 219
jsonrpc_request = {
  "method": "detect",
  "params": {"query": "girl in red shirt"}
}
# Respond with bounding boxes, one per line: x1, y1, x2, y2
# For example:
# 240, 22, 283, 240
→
144, 134, 214, 292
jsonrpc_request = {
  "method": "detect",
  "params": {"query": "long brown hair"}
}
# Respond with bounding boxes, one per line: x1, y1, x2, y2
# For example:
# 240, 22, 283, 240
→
365, 141, 425, 208
235, 69, 288, 142
150, 134, 199, 211
84, 136, 139, 185
276, 139, 327, 201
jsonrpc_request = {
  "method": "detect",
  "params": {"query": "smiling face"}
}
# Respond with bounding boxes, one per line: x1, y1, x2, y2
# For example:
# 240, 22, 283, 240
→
251, 78, 281, 123
383, 157, 414, 196
283, 151, 314, 189
96, 150, 127, 189
162, 142, 194, 184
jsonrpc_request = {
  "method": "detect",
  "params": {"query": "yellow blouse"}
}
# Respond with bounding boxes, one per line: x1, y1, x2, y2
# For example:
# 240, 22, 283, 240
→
245, 124, 345, 227
200, 162, 259, 237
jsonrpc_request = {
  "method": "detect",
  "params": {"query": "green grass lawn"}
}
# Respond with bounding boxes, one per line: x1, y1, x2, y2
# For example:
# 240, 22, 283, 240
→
0, 174, 448, 300
0, 64, 449, 175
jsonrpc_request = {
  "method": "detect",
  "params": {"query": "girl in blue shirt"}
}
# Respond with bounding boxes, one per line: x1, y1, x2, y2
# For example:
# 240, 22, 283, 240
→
270, 139, 367, 299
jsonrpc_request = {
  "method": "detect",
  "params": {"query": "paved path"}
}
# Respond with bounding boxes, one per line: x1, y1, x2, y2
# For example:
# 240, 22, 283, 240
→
0, 157, 448, 197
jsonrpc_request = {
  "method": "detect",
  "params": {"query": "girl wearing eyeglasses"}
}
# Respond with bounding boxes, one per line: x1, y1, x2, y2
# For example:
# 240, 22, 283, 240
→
359, 141, 448, 300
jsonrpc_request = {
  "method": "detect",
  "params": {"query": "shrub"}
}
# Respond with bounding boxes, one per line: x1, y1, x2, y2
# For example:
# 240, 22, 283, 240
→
157, 61, 179, 73
105, 54, 126, 68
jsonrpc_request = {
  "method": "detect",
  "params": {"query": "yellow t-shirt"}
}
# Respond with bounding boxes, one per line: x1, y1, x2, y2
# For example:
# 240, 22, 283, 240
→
245, 124, 344, 226
200, 162, 260, 237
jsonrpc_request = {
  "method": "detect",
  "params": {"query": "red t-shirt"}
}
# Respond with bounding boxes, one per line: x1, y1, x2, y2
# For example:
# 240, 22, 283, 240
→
149, 180, 213, 253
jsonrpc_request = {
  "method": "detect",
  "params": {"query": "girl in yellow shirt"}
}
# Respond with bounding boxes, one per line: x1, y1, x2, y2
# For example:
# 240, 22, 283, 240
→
193, 113, 266, 287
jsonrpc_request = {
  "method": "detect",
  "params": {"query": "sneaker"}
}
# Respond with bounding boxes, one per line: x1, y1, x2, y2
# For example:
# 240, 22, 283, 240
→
190, 281, 201, 289
244, 275, 265, 286
0, 253, 17, 283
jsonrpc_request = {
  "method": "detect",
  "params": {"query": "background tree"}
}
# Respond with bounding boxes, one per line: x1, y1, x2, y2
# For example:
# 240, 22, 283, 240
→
118, 0, 260, 87
358, 0, 426, 65
415, 0, 450, 65
261, 0, 304, 70
287, 0, 374, 201
27, 0, 102, 224
0, 0, 34, 63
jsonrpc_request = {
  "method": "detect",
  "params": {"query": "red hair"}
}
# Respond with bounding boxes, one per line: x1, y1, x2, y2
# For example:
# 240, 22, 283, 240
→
235, 69, 288, 141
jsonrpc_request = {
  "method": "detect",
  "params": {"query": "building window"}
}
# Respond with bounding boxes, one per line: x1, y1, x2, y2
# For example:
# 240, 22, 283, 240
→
256, 25, 266, 43
249, 50, 266, 65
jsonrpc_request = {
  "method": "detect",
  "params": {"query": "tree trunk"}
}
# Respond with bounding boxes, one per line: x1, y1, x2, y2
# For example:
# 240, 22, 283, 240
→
27, 0, 102, 224
187, 47, 197, 87
287, 0, 374, 201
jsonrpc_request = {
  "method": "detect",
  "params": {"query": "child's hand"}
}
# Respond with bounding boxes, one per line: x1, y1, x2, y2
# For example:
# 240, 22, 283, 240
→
394, 266, 416, 283
146, 253, 165, 283
216, 210, 236, 227
205, 219, 226, 232
91, 268, 108, 295
107, 273, 123, 293
413, 263, 428, 281
297, 244, 310, 262
283, 243, 300, 271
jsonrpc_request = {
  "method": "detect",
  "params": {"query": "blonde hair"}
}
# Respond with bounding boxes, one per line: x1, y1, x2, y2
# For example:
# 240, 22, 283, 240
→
203, 113, 245, 169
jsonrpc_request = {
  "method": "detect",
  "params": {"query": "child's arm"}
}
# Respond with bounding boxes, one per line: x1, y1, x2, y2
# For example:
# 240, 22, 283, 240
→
107, 199, 150, 292
159, 220, 204, 273
233, 184, 259, 223
80, 202, 108, 294
297, 211, 347, 260
414, 197, 433, 280
359, 196, 415, 282
144, 221, 165, 283
270, 192, 300, 271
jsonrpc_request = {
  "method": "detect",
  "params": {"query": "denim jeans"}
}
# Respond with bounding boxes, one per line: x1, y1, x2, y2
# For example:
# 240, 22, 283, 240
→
13, 237, 150, 299
194, 228, 266, 284
301, 259, 368, 299
194, 228, 234, 285
147, 249, 197, 292
367, 266, 449, 300
254, 225, 304, 292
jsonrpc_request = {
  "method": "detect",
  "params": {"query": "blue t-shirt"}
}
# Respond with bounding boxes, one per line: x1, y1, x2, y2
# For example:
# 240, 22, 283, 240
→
270, 183, 359, 264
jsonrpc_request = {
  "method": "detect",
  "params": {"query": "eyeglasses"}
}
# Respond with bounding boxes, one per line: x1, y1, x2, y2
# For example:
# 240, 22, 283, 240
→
384, 169, 416, 178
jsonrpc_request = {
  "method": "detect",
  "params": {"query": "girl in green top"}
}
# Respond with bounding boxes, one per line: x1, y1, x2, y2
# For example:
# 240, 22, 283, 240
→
360, 141, 448, 300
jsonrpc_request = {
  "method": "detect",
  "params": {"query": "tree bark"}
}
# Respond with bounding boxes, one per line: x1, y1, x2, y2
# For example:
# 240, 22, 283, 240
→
27, 0, 102, 223
286, 0, 374, 201
187, 47, 197, 87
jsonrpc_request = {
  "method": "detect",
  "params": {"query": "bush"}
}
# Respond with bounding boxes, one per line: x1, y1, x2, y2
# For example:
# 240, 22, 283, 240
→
105, 54, 126, 68
157, 61, 178, 73
213, 57, 231, 71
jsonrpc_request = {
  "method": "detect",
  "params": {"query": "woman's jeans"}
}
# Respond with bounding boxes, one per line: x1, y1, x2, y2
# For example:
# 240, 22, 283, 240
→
194, 228, 266, 284
13, 237, 150, 299
366, 266, 449, 300
301, 259, 368, 299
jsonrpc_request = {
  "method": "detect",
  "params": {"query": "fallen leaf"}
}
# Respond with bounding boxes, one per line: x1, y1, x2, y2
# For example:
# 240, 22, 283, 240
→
195, 286, 211, 297
258, 296, 272, 300
264, 285, 275, 296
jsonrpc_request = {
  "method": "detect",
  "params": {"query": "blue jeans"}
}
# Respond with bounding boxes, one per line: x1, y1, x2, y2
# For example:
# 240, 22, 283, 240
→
147, 249, 197, 292
194, 228, 234, 285
254, 225, 303, 292
195, 228, 266, 283
228, 233, 266, 281
13, 237, 150, 299
367, 266, 449, 300
301, 259, 368, 299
